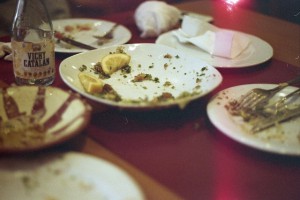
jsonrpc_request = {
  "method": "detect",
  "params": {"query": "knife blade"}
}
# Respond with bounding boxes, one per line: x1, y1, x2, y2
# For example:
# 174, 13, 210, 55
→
252, 106, 300, 133
54, 31, 96, 50
251, 89, 300, 133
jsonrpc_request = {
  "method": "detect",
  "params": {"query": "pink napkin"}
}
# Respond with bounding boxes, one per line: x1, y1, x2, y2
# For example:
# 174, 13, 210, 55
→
214, 31, 234, 58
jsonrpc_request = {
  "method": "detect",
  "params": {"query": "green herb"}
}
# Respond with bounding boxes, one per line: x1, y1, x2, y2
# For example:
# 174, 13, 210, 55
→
79, 65, 87, 72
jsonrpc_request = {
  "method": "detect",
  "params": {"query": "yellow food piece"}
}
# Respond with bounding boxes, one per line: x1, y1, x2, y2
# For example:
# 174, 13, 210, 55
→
78, 72, 104, 93
101, 53, 131, 75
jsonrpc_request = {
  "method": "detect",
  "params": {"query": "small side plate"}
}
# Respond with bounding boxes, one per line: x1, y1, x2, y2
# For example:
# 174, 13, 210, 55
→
207, 84, 300, 156
0, 86, 91, 153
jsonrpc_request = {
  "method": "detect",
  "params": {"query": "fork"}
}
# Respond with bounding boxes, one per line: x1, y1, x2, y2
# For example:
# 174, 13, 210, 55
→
251, 88, 300, 132
263, 88, 300, 114
232, 75, 300, 112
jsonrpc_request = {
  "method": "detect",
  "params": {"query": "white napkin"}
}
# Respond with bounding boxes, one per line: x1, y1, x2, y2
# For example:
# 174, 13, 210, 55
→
134, 1, 181, 38
173, 15, 250, 59
0, 42, 12, 61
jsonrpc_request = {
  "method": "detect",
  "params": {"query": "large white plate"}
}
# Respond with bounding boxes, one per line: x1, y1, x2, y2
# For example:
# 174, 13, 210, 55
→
52, 18, 132, 53
0, 152, 145, 200
207, 84, 300, 155
59, 44, 222, 110
156, 30, 273, 68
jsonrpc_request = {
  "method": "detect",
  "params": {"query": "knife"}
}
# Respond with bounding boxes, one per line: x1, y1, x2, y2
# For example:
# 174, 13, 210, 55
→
252, 106, 300, 133
251, 89, 300, 133
54, 31, 96, 50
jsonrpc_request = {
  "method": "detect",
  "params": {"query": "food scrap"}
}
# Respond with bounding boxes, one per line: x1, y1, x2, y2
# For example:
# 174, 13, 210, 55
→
75, 46, 206, 107
132, 73, 159, 83
63, 23, 92, 33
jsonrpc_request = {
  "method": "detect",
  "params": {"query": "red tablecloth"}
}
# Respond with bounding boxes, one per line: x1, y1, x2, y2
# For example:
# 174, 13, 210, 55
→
86, 60, 300, 200
1, 11, 300, 200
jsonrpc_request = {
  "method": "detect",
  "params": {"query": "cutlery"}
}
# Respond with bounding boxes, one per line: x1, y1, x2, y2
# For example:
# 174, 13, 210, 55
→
228, 75, 300, 115
252, 107, 300, 133
54, 31, 96, 50
93, 23, 118, 45
263, 88, 300, 113
251, 89, 300, 132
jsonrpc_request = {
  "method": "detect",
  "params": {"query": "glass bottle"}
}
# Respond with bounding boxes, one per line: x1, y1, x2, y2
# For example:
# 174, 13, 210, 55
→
11, 0, 55, 86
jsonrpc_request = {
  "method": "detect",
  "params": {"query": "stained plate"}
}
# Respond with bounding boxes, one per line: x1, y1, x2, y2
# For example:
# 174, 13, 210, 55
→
207, 84, 300, 155
0, 86, 91, 153
156, 30, 273, 68
59, 43, 222, 110
52, 18, 131, 53
0, 152, 145, 200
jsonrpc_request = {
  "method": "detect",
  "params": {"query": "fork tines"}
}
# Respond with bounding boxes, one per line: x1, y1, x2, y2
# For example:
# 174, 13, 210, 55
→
228, 86, 285, 116
226, 87, 300, 132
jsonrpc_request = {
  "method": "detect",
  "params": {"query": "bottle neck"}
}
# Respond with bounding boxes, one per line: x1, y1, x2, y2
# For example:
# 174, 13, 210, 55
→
12, 0, 53, 41
13, 0, 53, 30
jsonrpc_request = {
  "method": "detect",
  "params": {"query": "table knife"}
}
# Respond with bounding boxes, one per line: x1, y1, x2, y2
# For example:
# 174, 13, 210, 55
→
54, 31, 96, 50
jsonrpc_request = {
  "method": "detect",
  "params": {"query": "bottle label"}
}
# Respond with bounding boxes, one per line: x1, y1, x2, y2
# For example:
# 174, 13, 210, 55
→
11, 40, 55, 80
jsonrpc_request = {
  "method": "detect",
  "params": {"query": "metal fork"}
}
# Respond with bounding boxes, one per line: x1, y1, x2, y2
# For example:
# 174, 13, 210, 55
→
251, 88, 300, 132
263, 88, 300, 114
233, 75, 300, 112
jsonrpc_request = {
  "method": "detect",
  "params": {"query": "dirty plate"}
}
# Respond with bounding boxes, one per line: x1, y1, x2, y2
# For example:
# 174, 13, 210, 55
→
0, 152, 145, 200
0, 86, 91, 153
53, 18, 131, 53
59, 43, 222, 110
207, 84, 300, 156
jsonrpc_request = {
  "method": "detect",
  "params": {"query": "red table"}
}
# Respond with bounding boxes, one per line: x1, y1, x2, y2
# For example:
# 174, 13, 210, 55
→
1, 1, 300, 199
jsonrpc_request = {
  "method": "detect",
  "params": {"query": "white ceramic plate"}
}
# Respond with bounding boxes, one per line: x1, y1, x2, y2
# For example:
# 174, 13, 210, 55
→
0, 152, 145, 200
207, 84, 300, 155
156, 30, 273, 68
59, 43, 222, 110
52, 18, 132, 53
0, 86, 91, 153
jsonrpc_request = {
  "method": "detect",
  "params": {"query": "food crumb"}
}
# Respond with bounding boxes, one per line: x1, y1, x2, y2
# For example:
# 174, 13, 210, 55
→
164, 54, 172, 59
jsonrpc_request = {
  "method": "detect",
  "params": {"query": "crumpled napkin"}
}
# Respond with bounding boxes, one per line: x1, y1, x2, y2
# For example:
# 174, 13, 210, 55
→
134, 1, 181, 38
173, 15, 250, 59
0, 42, 12, 61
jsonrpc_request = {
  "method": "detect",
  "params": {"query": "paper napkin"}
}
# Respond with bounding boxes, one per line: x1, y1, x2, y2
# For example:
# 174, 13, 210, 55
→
0, 42, 12, 61
134, 1, 181, 38
173, 15, 250, 59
